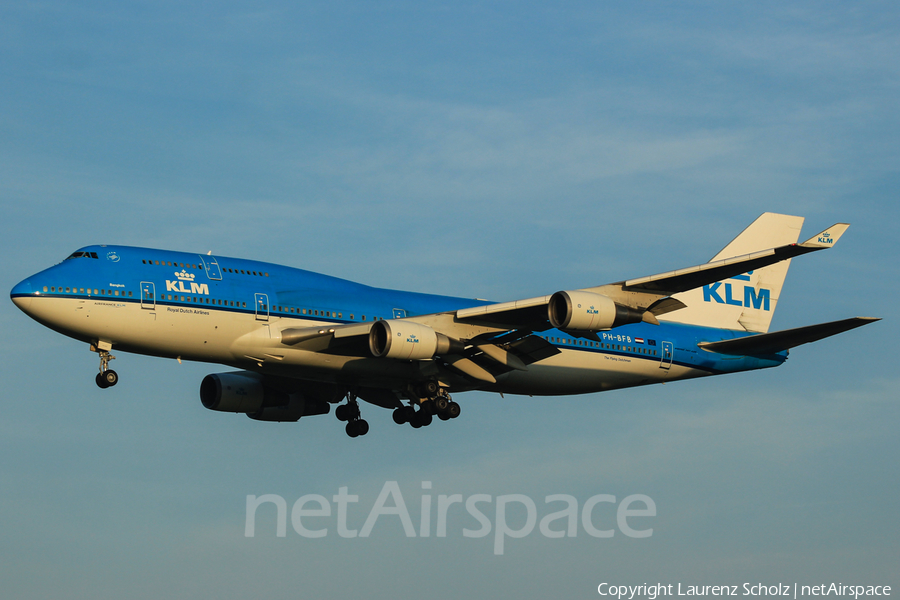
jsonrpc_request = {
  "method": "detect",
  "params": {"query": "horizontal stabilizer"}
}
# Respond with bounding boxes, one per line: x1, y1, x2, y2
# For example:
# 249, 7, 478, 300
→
698, 317, 880, 355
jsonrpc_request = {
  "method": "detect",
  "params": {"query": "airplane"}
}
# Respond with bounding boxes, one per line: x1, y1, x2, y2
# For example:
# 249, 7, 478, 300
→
10, 212, 879, 438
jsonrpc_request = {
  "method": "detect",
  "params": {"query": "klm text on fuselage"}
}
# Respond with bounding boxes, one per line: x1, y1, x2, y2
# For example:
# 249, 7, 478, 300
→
165, 270, 210, 296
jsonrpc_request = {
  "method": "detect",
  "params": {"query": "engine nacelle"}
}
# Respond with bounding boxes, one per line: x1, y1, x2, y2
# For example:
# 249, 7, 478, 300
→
200, 371, 269, 413
369, 319, 463, 360
548, 291, 644, 331
200, 372, 331, 422
248, 394, 330, 422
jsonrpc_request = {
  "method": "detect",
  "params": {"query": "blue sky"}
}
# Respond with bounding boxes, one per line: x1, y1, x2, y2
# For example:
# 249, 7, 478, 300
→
1, 2, 898, 598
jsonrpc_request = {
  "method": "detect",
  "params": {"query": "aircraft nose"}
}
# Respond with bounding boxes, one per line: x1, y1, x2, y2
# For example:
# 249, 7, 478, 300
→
10, 278, 34, 312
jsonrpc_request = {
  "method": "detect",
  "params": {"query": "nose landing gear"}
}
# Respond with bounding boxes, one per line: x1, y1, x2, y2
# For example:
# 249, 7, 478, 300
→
92, 345, 118, 389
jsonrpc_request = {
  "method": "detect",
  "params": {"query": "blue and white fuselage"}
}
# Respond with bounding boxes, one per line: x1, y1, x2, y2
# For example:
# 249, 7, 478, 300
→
10, 214, 877, 437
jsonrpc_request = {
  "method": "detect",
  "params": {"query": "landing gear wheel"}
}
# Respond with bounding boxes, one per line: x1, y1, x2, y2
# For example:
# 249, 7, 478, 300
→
93, 346, 117, 389
102, 370, 118, 387
419, 410, 433, 427
434, 396, 449, 412
447, 401, 461, 419
438, 412, 451, 421
339, 392, 368, 437
392, 408, 407, 425
422, 399, 436, 415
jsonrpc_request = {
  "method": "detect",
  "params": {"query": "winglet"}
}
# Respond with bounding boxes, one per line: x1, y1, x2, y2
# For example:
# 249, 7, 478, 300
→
800, 223, 849, 249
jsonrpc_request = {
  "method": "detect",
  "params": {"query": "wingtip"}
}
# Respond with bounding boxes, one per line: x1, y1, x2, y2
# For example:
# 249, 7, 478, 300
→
800, 223, 850, 249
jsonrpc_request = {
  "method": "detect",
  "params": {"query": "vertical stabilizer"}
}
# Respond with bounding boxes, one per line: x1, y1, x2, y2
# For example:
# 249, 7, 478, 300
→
659, 213, 804, 333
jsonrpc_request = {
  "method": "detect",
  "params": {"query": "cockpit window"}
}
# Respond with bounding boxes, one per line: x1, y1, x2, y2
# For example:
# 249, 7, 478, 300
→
65, 251, 99, 260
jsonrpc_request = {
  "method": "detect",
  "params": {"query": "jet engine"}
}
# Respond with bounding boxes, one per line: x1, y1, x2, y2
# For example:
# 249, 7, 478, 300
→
200, 372, 330, 422
369, 319, 463, 360
548, 291, 645, 331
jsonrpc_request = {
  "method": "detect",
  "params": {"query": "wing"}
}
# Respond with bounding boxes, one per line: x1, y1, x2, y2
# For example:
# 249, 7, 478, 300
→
268, 216, 854, 386
455, 221, 849, 330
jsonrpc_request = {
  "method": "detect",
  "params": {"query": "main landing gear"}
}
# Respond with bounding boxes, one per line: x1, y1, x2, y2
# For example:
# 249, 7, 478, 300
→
392, 386, 460, 430
335, 392, 369, 438
93, 346, 118, 389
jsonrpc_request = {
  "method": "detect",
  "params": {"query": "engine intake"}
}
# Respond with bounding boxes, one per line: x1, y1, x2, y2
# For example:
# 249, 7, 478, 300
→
369, 319, 463, 360
548, 291, 645, 331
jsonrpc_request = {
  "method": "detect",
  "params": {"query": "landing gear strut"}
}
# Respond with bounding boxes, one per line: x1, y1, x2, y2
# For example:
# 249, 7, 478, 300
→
335, 392, 369, 438
93, 346, 118, 389
392, 385, 460, 429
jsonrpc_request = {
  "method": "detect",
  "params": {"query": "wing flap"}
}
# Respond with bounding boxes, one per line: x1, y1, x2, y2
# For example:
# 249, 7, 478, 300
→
698, 317, 879, 355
